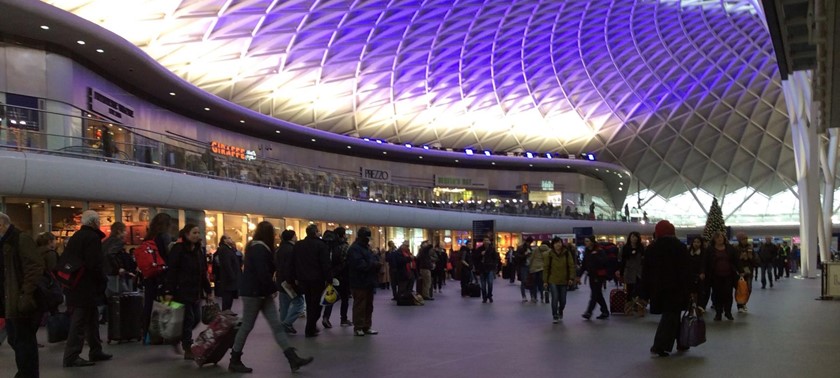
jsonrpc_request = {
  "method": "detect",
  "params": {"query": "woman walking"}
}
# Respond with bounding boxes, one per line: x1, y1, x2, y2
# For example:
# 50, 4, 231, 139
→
544, 237, 576, 322
687, 236, 709, 311
578, 236, 609, 320
228, 221, 313, 373
706, 231, 738, 321
163, 224, 212, 359
617, 232, 645, 308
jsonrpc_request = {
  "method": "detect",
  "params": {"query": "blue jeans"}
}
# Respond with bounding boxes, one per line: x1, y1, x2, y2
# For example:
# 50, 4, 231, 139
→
278, 292, 305, 327
234, 296, 291, 353
479, 271, 495, 300
549, 284, 569, 318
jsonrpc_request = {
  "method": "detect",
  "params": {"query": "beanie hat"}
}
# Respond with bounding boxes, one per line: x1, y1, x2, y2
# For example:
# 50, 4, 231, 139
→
654, 220, 675, 238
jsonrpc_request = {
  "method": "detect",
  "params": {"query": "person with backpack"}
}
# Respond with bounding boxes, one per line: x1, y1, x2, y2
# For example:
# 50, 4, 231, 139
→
163, 224, 212, 360
134, 213, 172, 341
61, 210, 112, 367
214, 235, 240, 311
544, 237, 576, 322
1, 212, 45, 377
228, 222, 313, 373
577, 235, 609, 320
321, 227, 352, 328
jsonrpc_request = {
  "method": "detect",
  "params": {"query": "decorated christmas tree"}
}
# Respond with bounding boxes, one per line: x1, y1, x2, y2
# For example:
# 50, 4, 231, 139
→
702, 197, 726, 242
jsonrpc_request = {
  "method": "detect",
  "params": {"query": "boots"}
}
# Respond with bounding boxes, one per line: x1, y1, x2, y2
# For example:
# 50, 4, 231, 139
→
284, 348, 314, 372
228, 351, 253, 373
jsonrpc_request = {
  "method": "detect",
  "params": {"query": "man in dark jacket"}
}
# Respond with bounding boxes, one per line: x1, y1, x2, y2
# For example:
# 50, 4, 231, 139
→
758, 236, 778, 289
1, 212, 44, 377
322, 227, 352, 328
215, 235, 241, 311
476, 236, 499, 303
292, 224, 332, 337
348, 227, 381, 336
643, 220, 690, 357
275, 230, 303, 334
62, 210, 112, 367
417, 241, 434, 300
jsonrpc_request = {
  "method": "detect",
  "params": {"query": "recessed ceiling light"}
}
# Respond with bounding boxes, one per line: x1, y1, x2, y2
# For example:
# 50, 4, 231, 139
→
311, 138, 316, 142
529, 164, 533, 167
169, 92, 176, 96
382, 151, 387, 155
419, 156, 423, 159
204, 107, 210, 111
40, 25, 49, 30
96, 49, 104, 53
491, 162, 496, 165
347, 146, 352, 149
240, 120, 245, 123
275, 130, 280, 134
455, 159, 459, 163
77, 40, 85, 45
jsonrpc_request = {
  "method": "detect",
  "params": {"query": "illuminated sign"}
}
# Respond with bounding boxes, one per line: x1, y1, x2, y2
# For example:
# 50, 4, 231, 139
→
211, 141, 257, 161
541, 180, 554, 191
434, 176, 488, 189
88, 87, 135, 122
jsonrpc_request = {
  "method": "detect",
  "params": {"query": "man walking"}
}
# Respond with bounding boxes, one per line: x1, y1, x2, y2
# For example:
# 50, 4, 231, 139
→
1, 212, 44, 377
758, 236, 778, 289
476, 236, 499, 303
644, 220, 690, 357
293, 224, 332, 337
62, 210, 112, 367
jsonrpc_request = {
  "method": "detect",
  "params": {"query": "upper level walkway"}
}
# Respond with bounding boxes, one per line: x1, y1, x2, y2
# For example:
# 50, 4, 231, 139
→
3, 273, 837, 377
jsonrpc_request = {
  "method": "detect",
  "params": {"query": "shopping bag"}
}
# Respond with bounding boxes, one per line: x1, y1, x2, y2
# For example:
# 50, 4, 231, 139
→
735, 277, 750, 305
153, 300, 185, 341
320, 284, 338, 306
201, 301, 221, 325
678, 306, 706, 348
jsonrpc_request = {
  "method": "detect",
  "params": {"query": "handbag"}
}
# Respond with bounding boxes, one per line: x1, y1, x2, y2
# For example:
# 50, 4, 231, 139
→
201, 300, 221, 325
735, 277, 750, 305
35, 272, 64, 311
153, 300, 185, 341
678, 303, 706, 348
47, 312, 71, 343
320, 284, 338, 306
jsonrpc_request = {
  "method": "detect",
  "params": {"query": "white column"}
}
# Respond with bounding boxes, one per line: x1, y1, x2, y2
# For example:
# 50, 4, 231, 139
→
820, 129, 839, 264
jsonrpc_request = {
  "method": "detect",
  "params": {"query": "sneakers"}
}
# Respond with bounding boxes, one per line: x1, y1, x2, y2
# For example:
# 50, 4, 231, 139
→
364, 329, 378, 335
354, 330, 366, 337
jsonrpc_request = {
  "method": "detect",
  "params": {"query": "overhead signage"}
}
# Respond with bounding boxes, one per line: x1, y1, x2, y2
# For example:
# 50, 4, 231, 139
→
472, 220, 496, 249
88, 87, 135, 122
211, 141, 257, 161
434, 175, 488, 189
361, 167, 391, 182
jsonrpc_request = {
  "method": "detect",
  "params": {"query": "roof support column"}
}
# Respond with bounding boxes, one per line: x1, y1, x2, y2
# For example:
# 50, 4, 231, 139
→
820, 128, 839, 272
783, 70, 819, 278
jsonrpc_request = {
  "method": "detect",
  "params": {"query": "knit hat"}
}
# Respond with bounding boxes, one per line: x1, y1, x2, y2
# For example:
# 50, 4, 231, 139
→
654, 220, 675, 238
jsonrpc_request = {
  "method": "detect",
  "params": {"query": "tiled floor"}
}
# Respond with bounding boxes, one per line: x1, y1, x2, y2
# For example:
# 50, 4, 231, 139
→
2, 274, 839, 377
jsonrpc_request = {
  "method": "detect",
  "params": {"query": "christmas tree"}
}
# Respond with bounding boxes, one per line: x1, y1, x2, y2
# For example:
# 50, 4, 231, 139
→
702, 197, 726, 242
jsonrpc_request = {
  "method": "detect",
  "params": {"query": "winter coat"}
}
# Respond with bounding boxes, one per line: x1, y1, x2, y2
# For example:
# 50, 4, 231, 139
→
164, 241, 211, 303
642, 236, 690, 315
579, 246, 607, 280
102, 234, 125, 276
735, 243, 760, 276
758, 243, 779, 264
619, 243, 644, 284
62, 225, 107, 308
706, 245, 739, 278
477, 244, 500, 273
529, 244, 548, 273
687, 247, 707, 282
293, 236, 332, 283
417, 245, 434, 270
1, 225, 43, 319
240, 241, 277, 297
330, 241, 351, 281
348, 241, 380, 289
545, 247, 576, 285
273, 241, 295, 288
215, 243, 241, 294
395, 246, 416, 282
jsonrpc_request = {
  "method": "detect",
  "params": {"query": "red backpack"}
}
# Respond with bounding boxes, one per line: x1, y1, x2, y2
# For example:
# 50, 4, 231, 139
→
135, 239, 166, 279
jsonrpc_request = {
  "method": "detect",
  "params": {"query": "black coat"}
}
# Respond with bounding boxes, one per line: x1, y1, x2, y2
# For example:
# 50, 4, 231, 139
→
214, 244, 241, 293
348, 241, 380, 289
164, 241, 211, 303
579, 247, 607, 280
293, 236, 332, 283
642, 237, 690, 314
273, 241, 295, 288
240, 241, 277, 297
417, 245, 434, 270
63, 225, 106, 308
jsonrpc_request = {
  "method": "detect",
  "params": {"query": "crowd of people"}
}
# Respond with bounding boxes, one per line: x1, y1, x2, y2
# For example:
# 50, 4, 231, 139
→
1, 209, 802, 377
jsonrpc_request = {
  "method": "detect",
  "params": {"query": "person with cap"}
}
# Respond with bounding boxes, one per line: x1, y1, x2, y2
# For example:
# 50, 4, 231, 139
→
347, 227, 381, 336
643, 220, 690, 357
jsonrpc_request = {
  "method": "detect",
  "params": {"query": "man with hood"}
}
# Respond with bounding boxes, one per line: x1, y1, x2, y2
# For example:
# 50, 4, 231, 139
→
347, 227, 381, 337
643, 220, 690, 357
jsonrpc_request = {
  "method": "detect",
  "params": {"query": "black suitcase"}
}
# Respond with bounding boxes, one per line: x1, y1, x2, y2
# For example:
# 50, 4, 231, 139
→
467, 283, 481, 297
108, 292, 143, 343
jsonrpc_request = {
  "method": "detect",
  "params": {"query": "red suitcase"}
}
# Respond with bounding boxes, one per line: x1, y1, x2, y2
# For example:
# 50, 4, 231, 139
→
609, 287, 626, 314
192, 311, 240, 367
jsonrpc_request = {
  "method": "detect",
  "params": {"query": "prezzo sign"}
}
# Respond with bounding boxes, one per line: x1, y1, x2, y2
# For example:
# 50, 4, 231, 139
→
88, 88, 135, 122
434, 175, 488, 189
361, 167, 391, 182
211, 141, 257, 161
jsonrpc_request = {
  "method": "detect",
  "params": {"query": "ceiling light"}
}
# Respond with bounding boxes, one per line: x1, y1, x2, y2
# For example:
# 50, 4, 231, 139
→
404, 143, 412, 148
311, 138, 316, 142
419, 156, 423, 159
455, 159, 459, 162
423, 145, 430, 150
383, 151, 387, 155
275, 130, 280, 134
347, 146, 352, 149
529, 164, 533, 167
169, 92, 176, 96
465, 149, 474, 155
40, 25, 50, 30
77, 40, 85, 45
96, 49, 104, 53
491, 162, 496, 165
240, 120, 245, 123
376, 140, 383, 144
525, 152, 534, 159
546, 153, 553, 159
618, 187, 623, 191
484, 151, 491, 156
204, 107, 210, 111
363, 138, 370, 141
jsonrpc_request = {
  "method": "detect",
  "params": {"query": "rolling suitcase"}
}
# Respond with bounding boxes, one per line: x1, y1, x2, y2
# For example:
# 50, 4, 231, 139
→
609, 286, 626, 314
108, 292, 144, 343
467, 282, 481, 297
193, 311, 240, 366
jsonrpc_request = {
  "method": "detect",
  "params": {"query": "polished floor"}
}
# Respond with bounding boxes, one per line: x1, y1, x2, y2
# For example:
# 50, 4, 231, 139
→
2, 274, 838, 378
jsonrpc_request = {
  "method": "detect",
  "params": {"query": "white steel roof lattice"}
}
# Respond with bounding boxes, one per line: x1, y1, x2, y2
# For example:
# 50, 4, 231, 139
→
44, 0, 794, 200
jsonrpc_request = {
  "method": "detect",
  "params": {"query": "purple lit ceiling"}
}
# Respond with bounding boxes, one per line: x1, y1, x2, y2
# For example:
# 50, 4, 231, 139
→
44, 0, 794, 199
